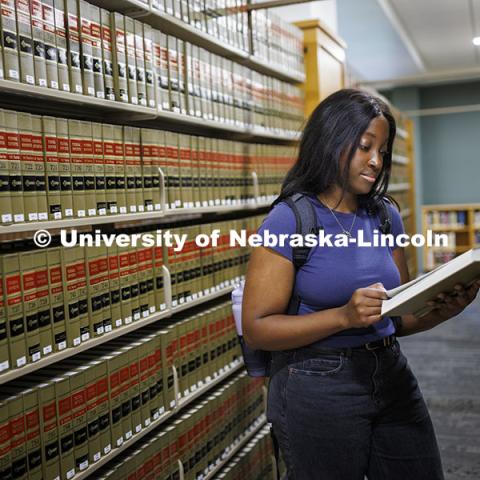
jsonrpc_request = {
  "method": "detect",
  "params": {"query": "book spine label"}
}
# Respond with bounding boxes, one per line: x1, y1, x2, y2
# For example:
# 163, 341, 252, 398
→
0, 110, 13, 225
124, 16, 138, 105
30, 0, 48, 87
65, 0, 82, 94
41, 0, 60, 89
89, 4, 104, 99
53, 0, 70, 91
1, 0, 20, 82
100, 9, 114, 100
55, 116, 74, 217
15, 0, 35, 85
133, 20, 146, 107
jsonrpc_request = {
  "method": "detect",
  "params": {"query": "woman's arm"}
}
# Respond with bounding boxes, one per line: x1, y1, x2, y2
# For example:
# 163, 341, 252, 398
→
391, 247, 480, 337
242, 246, 388, 350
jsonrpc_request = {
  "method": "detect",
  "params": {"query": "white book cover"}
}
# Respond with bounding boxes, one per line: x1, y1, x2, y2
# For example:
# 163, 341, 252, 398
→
382, 248, 480, 317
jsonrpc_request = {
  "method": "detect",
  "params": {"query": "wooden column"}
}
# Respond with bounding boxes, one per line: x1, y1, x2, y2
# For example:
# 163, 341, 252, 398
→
294, 19, 347, 117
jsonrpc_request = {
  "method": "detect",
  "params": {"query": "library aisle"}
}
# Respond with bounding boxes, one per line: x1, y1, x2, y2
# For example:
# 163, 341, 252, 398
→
401, 296, 480, 479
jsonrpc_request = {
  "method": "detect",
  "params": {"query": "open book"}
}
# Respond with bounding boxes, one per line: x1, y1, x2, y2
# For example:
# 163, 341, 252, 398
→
382, 248, 480, 317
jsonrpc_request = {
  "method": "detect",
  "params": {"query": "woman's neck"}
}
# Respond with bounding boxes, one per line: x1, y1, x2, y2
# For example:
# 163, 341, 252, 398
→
317, 188, 358, 213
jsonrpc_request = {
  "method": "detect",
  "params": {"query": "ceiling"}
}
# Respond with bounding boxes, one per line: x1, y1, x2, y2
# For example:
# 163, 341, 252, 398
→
336, 0, 480, 87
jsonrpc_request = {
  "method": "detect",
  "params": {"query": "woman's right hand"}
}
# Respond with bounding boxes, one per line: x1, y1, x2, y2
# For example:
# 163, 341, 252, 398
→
339, 283, 389, 329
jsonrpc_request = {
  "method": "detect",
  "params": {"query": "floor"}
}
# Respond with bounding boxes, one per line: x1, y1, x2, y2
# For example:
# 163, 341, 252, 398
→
400, 296, 480, 479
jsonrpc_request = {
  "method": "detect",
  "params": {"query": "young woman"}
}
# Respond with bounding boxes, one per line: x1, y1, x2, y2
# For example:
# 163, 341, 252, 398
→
242, 89, 480, 480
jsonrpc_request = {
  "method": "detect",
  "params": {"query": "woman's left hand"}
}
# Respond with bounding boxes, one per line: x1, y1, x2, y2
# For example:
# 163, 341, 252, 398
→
427, 279, 480, 321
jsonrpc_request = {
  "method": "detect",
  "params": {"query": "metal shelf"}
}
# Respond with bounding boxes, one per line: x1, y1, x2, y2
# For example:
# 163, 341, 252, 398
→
74, 359, 247, 480
0, 200, 271, 235
0, 80, 299, 143
86, 0, 304, 84
0, 279, 238, 385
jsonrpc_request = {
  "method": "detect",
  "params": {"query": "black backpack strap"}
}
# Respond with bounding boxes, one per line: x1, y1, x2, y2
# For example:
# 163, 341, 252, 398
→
378, 198, 392, 234
284, 194, 322, 315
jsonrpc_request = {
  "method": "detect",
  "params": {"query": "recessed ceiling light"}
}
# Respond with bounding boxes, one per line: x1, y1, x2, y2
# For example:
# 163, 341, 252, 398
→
473, 36, 480, 46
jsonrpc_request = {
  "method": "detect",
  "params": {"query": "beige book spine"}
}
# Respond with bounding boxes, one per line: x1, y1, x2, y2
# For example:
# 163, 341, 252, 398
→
179, 134, 192, 208
152, 29, 169, 111
42, 116, 62, 220
38, 381, 61, 480
0, 110, 13, 225
124, 16, 138, 105
135, 247, 149, 321
53, 375, 75, 480
113, 124, 127, 214
110, 12, 127, 102
118, 247, 132, 325
21, 388, 42, 480
167, 36, 179, 113
77, 0, 94, 96
41, 0, 60, 89
65, 0, 82, 94
55, 116, 74, 218
139, 128, 155, 212
80, 120, 96, 217
190, 135, 201, 208
15, 0, 35, 86
123, 126, 143, 213
137, 339, 150, 428
34, 250, 53, 358
66, 369, 89, 473
106, 352, 124, 449
154, 129, 166, 210
101, 123, 117, 215
67, 119, 85, 217
153, 246, 165, 312
90, 359, 111, 457
89, 4, 103, 99
133, 20, 147, 107
60, 246, 81, 348
100, 9, 114, 100
53, 0, 70, 92
30, 0, 48, 87
47, 247, 67, 353
92, 121, 106, 216
126, 345, 142, 437
165, 131, 181, 209
31, 114, 48, 220
1, 254, 27, 370
0, 395, 12, 478
142, 24, 156, 108
7, 394, 28, 479
20, 251, 41, 365
178, 39, 187, 114
107, 244, 122, 330
0, 0, 20, 82
128, 246, 141, 323
0, 267, 8, 373
80, 363, 100, 465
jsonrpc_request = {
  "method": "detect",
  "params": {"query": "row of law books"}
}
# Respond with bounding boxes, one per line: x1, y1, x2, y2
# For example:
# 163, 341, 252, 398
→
251, 10, 304, 75
0, 1, 304, 133
0, 303, 248, 480
0, 215, 263, 373
425, 210, 468, 228
97, 372, 264, 480
0, 109, 296, 225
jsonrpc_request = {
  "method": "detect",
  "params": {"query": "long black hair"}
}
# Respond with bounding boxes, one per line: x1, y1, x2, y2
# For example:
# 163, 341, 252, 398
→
274, 88, 399, 213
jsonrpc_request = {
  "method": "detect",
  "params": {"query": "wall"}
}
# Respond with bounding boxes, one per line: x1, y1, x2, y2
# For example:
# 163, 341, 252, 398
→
272, 0, 338, 32
382, 81, 480, 272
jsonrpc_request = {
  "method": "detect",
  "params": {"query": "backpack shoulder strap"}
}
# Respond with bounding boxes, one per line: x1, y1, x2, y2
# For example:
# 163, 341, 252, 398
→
378, 197, 392, 234
284, 193, 321, 270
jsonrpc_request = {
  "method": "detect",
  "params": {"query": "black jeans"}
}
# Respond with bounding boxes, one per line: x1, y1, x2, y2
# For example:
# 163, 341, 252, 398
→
267, 341, 444, 480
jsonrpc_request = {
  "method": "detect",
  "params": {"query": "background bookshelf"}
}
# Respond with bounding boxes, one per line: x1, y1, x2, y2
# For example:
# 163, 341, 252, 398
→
422, 203, 480, 271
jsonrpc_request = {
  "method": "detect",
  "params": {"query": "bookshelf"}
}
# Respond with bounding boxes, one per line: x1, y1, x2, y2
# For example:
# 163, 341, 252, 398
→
422, 203, 480, 271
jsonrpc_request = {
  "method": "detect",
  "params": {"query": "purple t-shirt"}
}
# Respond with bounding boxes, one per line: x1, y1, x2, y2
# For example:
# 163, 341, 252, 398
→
256, 195, 405, 347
